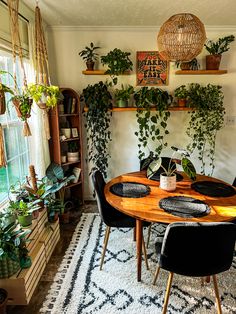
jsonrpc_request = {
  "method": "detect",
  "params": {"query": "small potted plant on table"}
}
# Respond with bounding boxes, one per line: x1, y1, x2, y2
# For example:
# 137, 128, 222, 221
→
204, 35, 235, 70
147, 146, 196, 191
79, 42, 100, 71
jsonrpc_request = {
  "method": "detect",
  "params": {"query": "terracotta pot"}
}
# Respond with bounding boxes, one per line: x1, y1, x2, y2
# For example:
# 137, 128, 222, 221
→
160, 173, 176, 191
0, 288, 8, 314
0, 91, 6, 115
206, 54, 222, 70
86, 60, 95, 71
178, 98, 187, 107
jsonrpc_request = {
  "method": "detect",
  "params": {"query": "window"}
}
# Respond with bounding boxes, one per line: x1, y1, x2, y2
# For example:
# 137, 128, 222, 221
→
0, 50, 30, 203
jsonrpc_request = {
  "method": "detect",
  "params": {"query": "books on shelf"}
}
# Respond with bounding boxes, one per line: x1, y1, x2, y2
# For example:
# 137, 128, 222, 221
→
63, 96, 77, 114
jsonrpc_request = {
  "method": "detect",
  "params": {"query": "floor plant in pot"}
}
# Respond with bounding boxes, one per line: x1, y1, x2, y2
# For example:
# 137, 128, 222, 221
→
101, 48, 133, 85
186, 83, 225, 175
204, 35, 235, 70
79, 42, 100, 71
82, 81, 112, 178
134, 87, 172, 161
147, 146, 196, 191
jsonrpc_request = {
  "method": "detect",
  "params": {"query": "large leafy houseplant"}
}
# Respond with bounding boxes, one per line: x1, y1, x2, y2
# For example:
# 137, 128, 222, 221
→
114, 84, 134, 107
186, 83, 225, 175
134, 87, 172, 161
101, 48, 133, 85
82, 81, 112, 178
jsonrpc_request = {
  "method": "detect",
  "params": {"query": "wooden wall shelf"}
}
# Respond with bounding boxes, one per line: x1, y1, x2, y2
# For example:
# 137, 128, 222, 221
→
175, 70, 227, 75
82, 70, 131, 75
83, 106, 192, 112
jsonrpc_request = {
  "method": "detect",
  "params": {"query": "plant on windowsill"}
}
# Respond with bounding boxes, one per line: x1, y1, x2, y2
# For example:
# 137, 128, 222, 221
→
0, 217, 32, 278
174, 85, 189, 107
186, 83, 225, 175
204, 35, 235, 70
101, 48, 133, 85
147, 146, 196, 191
79, 42, 100, 71
82, 81, 112, 178
114, 84, 134, 107
134, 87, 172, 161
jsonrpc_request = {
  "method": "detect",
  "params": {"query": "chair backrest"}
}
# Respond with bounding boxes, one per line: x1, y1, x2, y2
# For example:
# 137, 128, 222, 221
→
159, 222, 236, 277
91, 170, 116, 226
233, 177, 236, 187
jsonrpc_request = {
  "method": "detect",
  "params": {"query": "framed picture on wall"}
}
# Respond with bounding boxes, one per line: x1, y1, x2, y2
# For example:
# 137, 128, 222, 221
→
136, 51, 169, 86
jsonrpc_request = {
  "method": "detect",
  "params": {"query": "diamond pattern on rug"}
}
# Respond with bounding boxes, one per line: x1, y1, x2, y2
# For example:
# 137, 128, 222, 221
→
40, 214, 236, 314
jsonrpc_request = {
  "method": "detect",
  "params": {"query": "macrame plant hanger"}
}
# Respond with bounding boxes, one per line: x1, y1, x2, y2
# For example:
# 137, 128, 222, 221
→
0, 76, 6, 167
35, 1, 51, 140
7, 0, 32, 136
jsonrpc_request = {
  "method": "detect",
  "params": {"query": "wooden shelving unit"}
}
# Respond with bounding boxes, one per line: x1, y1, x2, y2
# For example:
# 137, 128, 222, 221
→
175, 70, 227, 75
0, 210, 60, 305
83, 106, 193, 112
49, 88, 84, 205
82, 70, 131, 75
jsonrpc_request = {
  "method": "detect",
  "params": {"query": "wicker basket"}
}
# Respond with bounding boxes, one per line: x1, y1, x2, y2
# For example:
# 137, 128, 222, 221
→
0, 254, 20, 279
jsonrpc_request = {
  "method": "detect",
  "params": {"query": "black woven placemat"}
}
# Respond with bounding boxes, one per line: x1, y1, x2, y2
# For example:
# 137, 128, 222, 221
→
191, 181, 236, 197
159, 196, 210, 218
150, 172, 183, 182
110, 182, 150, 198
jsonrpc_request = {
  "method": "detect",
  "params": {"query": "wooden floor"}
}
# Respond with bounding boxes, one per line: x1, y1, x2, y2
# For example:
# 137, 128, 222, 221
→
7, 201, 98, 314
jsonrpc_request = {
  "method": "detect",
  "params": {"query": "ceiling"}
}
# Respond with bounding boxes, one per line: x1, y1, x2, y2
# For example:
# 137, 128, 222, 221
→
22, 0, 236, 27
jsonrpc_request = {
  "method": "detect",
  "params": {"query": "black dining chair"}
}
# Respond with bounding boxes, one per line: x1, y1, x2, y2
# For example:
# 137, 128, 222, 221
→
153, 222, 236, 314
92, 170, 150, 271
233, 177, 236, 187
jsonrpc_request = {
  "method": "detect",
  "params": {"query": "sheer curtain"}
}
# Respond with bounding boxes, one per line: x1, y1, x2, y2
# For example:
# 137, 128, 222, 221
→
27, 22, 50, 178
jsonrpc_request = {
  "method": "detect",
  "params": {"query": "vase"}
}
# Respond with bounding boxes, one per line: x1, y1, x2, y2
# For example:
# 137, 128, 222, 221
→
206, 54, 221, 70
160, 173, 176, 191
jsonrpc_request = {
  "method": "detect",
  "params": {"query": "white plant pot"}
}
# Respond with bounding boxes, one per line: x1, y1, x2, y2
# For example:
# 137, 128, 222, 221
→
67, 152, 79, 162
160, 174, 176, 191
72, 167, 81, 183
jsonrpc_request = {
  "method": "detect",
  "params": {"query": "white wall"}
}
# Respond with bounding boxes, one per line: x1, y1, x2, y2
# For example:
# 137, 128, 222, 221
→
47, 26, 236, 199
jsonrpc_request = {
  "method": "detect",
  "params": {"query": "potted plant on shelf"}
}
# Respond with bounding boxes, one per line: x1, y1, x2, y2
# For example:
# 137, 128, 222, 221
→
67, 142, 79, 162
114, 84, 134, 107
0, 218, 31, 278
174, 85, 189, 107
101, 48, 133, 85
78, 42, 100, 71
82, 81, 112, 178
204, 35, 235, 70
147, 146, 196, 191
134, 87, 172, 161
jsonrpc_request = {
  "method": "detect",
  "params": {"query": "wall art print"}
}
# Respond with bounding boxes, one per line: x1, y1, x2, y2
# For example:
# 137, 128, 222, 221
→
136, 51, 169, 86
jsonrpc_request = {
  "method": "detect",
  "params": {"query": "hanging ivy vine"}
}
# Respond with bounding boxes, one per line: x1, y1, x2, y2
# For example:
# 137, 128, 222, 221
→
82, 81, 112, 178
186, 83, 225, 175
134, 87, 171, 161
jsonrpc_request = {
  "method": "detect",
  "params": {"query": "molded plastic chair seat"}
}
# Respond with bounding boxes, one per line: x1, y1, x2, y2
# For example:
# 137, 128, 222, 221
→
153, 222, 236, 314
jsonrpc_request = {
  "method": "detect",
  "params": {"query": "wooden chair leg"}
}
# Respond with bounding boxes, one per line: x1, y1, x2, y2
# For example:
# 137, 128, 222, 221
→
133, 227, 136, 241
152, 265, 161, 285
212, 275, 222, 314
142, 236, 149, 270
146, 224, 152, 248
162, 272, 174, 314
100, 226, 111, 270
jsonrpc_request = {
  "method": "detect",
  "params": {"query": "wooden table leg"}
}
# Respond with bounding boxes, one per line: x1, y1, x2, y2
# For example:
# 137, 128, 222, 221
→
136, 219, 142, 282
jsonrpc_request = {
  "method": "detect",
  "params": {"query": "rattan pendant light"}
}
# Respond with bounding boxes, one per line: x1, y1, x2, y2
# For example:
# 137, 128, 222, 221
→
157, 13, 206, 62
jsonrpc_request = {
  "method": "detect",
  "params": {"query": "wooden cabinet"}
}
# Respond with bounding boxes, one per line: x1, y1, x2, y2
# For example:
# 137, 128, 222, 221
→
49, 88, 84, 205
0, 210, 60, 305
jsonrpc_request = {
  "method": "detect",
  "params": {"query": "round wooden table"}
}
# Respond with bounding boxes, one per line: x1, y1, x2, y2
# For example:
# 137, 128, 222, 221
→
105, 171, 236, 281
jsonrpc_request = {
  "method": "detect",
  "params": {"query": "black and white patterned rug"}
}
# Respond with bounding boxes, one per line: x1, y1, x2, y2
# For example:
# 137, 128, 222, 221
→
40, 214, 236, 314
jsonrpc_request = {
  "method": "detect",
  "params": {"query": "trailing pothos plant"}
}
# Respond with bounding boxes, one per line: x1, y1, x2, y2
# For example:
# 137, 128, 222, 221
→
82, 81, 113, 178
186, 83, 225, 175
134, 87, 172, 161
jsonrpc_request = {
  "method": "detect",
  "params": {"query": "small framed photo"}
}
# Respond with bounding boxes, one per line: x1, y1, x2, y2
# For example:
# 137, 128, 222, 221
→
71, 128, 78, 138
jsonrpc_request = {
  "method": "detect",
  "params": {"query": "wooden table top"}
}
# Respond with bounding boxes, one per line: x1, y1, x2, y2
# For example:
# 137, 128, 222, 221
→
104, 171, 236, 224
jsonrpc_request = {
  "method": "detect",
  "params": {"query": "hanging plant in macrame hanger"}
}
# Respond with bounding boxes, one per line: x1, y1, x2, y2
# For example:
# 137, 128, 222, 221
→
7, 0, 32, 136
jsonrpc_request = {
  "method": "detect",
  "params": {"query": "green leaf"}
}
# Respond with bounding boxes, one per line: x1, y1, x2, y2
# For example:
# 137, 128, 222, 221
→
181, 157, 197, 181
147, 158, 162, 179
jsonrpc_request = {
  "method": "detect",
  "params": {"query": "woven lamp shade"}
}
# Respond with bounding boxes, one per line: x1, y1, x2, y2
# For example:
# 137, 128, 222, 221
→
157, 13, 206, 62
